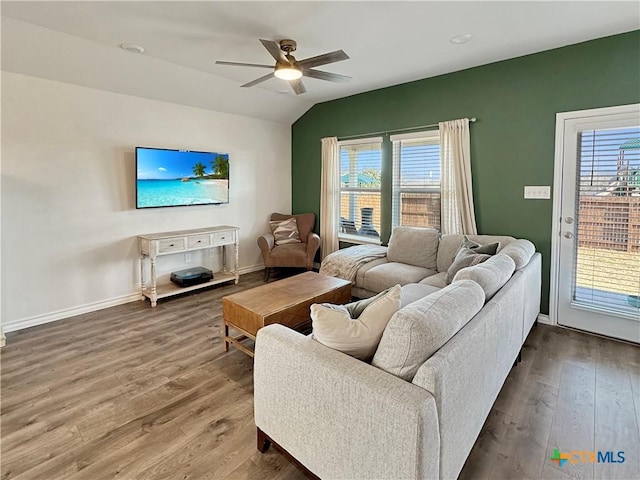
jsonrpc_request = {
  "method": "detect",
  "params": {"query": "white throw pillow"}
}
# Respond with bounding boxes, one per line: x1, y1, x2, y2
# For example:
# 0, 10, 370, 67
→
311, 285, 402, 361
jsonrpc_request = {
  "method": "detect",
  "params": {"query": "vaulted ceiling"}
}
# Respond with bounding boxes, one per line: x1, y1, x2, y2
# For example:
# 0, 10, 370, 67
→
2, 1, 638, 123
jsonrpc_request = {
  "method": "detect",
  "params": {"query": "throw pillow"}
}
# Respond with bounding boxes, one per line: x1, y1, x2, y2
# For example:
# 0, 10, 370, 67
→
445, 247, 491, 284
463, 237, 500, 255
311, 284, 402, 361
269, 218, 301, 245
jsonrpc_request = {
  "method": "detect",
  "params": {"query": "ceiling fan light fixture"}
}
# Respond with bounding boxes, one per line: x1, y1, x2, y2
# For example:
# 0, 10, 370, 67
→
274, 64, 302, 80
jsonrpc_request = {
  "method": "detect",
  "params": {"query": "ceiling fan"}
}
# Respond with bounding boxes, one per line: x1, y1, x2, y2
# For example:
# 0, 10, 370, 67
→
216, 39, 351, 95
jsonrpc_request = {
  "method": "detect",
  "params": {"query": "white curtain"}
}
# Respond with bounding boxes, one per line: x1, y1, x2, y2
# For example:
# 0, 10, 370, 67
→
439, 118, 477, 234
320, 137, 340, 258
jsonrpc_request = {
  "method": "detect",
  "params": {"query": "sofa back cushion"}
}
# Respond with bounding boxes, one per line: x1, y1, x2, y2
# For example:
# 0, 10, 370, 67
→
453, 253, 516, 301
387, 227, 439, 269
497, 239, 535, 269
371, 280, 485, 381
437, 234, 516, 273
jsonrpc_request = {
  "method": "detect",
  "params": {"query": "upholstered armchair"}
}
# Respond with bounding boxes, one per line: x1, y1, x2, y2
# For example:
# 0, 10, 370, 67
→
257, 213, 321, 281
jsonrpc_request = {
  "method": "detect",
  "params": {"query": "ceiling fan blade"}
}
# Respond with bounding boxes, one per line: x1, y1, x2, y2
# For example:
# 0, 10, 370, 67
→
289, 78, 307, 95
259, 39, 285, 62
216, 61, 274, 69
241, 72, 275, 88
298, 50, 349, 69
303, 69, 351, 83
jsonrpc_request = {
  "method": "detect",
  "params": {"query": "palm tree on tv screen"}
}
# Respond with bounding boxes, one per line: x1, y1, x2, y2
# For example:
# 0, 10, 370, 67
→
212, 155, 229, 179
192, 162, 207, 178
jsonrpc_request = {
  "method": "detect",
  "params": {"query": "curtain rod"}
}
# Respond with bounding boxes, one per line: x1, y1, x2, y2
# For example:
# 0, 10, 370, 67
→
337, 117, 477, 141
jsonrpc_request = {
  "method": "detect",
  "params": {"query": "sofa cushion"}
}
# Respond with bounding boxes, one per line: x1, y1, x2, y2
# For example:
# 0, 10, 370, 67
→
387, 227, 439, 269
311, 285, 402, 360
419, 272, 448, 288
401, 283, 441, 307
445, 247, 491, 284
363, 262, 437, 293
497, 239, 535, 269
270, 218, 301, 245
453, 254, 516, 301
372, 280, 485, 381
355, 257, 388, 289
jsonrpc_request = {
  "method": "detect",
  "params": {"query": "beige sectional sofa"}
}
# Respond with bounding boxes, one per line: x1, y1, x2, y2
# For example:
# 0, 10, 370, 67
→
253, 227, 541, 480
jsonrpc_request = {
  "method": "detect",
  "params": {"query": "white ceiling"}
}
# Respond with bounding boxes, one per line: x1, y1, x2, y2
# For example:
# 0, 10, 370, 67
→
2, 1, 639, 124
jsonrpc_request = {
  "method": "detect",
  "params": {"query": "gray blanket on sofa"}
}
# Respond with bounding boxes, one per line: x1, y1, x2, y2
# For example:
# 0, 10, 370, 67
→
319, 245, 387, 282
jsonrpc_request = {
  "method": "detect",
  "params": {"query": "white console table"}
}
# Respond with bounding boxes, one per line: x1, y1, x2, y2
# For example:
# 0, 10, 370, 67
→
139, 225, 239, 307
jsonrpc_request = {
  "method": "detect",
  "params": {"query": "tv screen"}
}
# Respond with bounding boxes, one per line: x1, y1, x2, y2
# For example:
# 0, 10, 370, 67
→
136, 147, 229, 208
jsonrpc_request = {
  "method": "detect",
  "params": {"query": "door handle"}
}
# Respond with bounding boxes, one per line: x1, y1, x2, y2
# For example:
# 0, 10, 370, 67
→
564, 232, 574, 239
565, 217, 574, 224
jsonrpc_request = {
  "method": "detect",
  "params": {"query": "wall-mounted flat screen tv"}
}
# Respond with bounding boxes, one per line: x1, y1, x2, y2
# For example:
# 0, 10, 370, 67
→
136, 147, 229, 208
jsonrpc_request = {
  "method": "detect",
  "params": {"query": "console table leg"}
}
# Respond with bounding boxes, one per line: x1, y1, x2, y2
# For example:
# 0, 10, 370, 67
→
150, 257, 158, 308
257, 427, 271, 453
140, 254, 146, 299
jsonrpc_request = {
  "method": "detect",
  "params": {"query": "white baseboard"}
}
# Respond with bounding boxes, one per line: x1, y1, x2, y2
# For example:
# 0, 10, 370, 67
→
537, 313, 552, 325
3, 264, 266, 334
3, 292, 143, 333
238, 263, 264, 275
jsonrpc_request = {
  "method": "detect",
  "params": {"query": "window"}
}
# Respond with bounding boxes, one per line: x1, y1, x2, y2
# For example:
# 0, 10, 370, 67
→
338, 137, 383, 242
573, 126, 640, 314
391, 130, 441, 230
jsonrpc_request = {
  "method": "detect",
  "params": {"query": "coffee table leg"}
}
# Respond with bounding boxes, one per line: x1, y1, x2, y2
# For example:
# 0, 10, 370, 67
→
224, 323, 230, 352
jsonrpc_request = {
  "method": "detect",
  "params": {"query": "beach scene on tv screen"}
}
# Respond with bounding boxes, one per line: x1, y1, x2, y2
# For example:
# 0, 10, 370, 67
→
137, 149, 229, 208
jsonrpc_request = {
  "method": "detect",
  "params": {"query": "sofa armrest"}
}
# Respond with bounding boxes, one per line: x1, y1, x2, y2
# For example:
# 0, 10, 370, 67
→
254, 324, 440, 480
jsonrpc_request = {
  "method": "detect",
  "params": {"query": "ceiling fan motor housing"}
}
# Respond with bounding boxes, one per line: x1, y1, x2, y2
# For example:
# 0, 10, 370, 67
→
279, 39, 297, 54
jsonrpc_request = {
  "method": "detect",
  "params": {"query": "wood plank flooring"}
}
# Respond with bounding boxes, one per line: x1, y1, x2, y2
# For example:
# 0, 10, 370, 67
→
2, 270, 639, 479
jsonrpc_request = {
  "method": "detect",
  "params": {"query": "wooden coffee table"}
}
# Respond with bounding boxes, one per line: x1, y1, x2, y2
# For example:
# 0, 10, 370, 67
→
222, 271, 352, 357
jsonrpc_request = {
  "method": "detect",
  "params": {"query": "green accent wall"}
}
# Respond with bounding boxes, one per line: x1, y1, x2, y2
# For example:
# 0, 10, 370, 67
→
292, 31, 640, 314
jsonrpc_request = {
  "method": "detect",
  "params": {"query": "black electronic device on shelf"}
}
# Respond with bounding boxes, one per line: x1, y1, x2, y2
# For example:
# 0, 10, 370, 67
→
170, 267, 213, 287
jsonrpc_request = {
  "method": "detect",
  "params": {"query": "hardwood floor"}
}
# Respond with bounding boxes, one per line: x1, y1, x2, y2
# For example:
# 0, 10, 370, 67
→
1, 271, 639, 479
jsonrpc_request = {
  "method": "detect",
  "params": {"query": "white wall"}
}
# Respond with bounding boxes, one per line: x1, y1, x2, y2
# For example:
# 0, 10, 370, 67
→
1, 72, 292, 331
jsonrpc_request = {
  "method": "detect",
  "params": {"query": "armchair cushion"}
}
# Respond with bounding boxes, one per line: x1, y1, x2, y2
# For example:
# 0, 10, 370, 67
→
269, 218, 301, 245
269, 243, 308, 262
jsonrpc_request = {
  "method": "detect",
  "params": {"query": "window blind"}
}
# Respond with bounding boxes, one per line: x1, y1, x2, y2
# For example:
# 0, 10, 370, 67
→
391, 130, 441, 229
572, 126, 640, 316
338, 138, 383, 241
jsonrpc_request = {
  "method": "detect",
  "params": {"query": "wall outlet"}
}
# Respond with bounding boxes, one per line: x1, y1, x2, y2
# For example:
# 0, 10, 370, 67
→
185, 252, 192, 263
209, 249, 215, 257
524, 186, 551, 199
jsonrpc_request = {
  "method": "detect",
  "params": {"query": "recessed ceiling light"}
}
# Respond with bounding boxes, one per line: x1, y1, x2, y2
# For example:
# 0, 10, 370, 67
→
450, 34, 473, 45
120, 43, 145, 54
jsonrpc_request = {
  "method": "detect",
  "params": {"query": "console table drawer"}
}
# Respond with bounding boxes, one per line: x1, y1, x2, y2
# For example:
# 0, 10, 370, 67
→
187, 234, 210, 249
158, 238, 185, 253
212, 231, 235, 246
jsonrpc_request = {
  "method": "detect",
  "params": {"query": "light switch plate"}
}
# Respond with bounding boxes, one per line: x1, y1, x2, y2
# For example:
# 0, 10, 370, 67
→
524, 186, 551, 199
